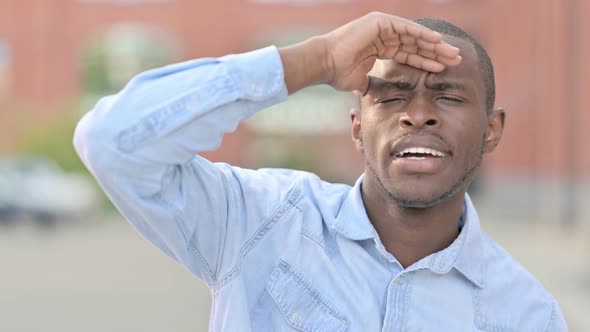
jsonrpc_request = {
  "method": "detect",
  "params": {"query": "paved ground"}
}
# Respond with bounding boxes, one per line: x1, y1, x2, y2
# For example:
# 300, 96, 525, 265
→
0, 215, 587, 332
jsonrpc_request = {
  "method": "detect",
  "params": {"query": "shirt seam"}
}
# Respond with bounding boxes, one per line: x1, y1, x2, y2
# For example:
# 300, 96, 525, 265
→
155, 187, 218, 284
543, 302, 556, 332
111, 161, 218, 283
400, 276, 411, 331
116, 63, 237, 153
301, 226, 330, 256
268, 261, 350, 330
212, 183, 303, 292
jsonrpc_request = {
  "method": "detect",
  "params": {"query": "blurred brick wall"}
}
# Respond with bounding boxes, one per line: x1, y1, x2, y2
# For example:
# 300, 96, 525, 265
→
0, 0, 588, 179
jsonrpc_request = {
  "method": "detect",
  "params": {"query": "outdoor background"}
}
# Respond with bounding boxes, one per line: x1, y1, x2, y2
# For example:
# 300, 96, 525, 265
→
0, 0, 588, 331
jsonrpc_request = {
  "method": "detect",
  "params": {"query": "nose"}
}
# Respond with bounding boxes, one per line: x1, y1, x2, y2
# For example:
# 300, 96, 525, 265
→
399, 96, 440, 129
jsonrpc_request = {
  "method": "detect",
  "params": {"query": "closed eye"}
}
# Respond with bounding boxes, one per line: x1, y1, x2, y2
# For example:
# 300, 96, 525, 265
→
437, 96, 464, 103
378, 97, 407, 104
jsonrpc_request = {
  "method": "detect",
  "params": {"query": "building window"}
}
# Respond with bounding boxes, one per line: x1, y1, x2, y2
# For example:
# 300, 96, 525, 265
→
244, 30, 358, 181
81, 24, 180, 110
249, 86, 353, 135
248, 30, 353, 135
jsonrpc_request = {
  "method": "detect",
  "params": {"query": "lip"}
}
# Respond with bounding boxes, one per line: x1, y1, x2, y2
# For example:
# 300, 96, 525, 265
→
390, 135, 452, 158
391, 155, 450, 173
390, 135, 452, 174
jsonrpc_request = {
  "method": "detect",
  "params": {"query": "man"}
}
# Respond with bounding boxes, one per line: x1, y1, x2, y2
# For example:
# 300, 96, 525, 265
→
74, 12, 567, 331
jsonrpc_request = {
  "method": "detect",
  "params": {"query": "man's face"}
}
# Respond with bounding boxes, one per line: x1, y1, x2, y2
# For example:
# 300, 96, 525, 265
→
352, 36, 504, 208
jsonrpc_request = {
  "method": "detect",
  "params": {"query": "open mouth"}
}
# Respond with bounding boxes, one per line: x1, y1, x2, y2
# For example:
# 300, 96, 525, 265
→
394, 147, 447, 160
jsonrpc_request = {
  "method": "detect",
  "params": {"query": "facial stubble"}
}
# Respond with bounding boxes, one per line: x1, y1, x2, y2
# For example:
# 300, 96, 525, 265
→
361, 132, 486, 209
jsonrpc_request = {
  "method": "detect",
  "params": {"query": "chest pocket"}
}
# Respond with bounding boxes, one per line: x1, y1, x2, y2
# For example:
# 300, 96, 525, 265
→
266, 261, 350, 332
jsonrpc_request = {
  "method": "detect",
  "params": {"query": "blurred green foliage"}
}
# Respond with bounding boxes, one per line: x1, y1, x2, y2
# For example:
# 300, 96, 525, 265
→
82, 24, 179, 97
17, 26, 181, 215
19, 107, 118, 214
20, 25, 179, 171
20, 107, 87, 174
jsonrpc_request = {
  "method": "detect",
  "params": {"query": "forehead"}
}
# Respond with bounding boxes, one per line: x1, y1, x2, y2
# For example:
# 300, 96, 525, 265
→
369, 36, 482, 86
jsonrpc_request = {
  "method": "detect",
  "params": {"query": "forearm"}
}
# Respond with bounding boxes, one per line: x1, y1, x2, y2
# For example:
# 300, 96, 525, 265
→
74, 46, 287, 196
279, 36, 331, 94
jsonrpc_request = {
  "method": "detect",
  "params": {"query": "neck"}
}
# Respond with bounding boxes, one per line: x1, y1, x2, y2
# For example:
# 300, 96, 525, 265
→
361, 179, 465, 269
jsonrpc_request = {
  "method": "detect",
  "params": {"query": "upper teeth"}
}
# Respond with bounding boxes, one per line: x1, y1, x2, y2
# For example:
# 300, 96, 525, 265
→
397, 147, 446, 157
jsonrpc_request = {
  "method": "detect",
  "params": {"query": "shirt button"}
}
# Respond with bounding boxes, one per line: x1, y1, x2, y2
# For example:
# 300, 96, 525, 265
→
291, 312, 303, 324
396, 276, 406, 285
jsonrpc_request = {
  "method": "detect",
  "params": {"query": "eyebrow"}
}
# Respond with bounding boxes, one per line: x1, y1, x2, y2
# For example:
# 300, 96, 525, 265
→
425, 81, 466, 91
369, 77, 415, 92
369, 76, 466, 93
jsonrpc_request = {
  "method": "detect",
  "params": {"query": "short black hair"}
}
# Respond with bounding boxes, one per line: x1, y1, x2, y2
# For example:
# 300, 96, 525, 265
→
413, 18, 495, 111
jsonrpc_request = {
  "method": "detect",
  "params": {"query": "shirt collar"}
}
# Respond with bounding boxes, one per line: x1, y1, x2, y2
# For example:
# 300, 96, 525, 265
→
332, 174, 375, 240
413, 194, 485, 288
451, 194, 486, 288
332, 175, 486, 288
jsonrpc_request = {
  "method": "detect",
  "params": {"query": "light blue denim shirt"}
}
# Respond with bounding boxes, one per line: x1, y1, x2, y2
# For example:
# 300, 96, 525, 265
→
74, 46, 567, 332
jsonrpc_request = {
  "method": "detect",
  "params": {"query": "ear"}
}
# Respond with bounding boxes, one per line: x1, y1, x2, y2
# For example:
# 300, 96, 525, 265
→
483, 107, 505, 153
350, 108, 364, 153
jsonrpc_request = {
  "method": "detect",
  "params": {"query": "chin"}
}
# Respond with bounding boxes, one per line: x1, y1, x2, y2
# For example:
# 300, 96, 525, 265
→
383, 182, 466, 209
387, 192, 452, 209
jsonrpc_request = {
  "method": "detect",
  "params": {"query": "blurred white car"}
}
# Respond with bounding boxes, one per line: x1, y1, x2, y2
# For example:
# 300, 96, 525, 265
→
0, 156, 100, 224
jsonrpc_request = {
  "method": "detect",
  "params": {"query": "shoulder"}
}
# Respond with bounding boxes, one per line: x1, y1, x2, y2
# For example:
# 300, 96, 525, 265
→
473, 232, 565, 332
214, 164, 351, 206
221, 165, 350, 195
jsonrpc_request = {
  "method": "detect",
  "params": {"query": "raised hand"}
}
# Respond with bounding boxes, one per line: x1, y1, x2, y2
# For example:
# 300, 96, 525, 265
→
279, 12, 462, 94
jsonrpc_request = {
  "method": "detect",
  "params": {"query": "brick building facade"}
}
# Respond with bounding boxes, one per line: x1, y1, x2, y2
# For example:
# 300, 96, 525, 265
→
1, 0, 588, 184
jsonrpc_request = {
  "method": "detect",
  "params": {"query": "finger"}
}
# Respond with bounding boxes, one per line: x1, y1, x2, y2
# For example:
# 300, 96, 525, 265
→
434, 42, 461, 59
400, 43, 418, 55
382, 34, 400, 47
400, 34, 416, 45
416, 39, 460, 59
394, 52, 445, 72
391, 18, 443, 43
356, 75, 371, 96
393, 51, 409, 65
416, 51, 462, 67
438, 54, 462, 67
405, 53, 426, 70
401, 44, 444, 63
409, 54, 446, 72
374, 35, 386, 57
353, 58, 374, 94
380, 46, 400, 59
419, 58, 446, 72
397, 46, 462, 68
417, 47, 438, 60
416, 47, 462, 66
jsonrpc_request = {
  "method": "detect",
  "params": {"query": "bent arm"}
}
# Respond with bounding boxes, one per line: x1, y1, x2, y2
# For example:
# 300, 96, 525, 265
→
74, 47, 291, 285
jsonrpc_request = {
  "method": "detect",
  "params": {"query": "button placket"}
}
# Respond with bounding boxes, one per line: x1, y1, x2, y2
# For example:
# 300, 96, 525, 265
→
383, 273, 410, 331
395, 275, 406, 285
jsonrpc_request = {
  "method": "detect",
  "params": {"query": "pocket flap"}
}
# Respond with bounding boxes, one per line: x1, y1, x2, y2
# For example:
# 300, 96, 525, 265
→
266, 261, 350, 332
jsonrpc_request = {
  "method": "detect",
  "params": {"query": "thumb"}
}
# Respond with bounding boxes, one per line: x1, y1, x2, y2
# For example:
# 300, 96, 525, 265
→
357, 75, 371, 96
354, 56, 376, 94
